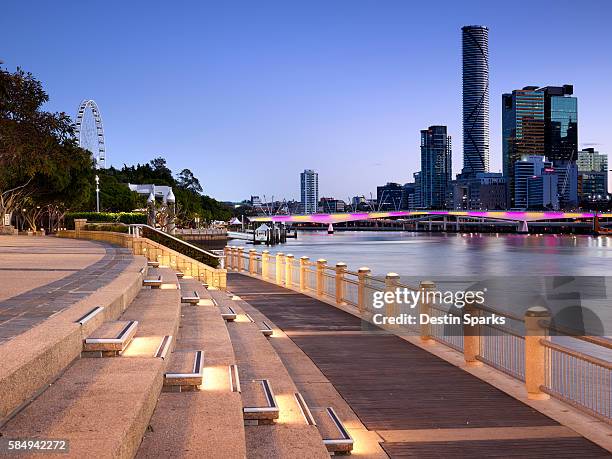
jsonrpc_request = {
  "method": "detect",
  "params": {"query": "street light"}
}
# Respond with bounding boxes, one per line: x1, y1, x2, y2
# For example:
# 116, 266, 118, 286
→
95, 175, 100, 213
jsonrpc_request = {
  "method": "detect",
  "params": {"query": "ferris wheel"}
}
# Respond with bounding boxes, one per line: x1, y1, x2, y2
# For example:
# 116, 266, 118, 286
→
75, 99, 106, 168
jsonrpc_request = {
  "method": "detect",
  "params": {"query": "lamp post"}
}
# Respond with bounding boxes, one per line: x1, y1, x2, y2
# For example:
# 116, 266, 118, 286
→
95, 175, 100, 213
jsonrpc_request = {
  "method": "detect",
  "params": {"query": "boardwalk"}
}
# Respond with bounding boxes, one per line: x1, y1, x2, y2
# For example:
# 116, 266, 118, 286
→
227, 273, 611, 458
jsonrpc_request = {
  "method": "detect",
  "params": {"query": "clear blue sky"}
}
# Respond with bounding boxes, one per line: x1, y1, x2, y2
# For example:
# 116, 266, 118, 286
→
2, 0, 611, 201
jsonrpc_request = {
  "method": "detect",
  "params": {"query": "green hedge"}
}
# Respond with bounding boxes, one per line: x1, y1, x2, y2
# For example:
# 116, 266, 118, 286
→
142, 226, 220, 268
65, 212, 146, 228
83, 223, 129, 233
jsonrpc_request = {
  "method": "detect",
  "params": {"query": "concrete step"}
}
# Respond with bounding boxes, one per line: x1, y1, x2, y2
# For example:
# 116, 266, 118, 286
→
143, 275, 162, 288
242, 379, 279, 424
180, 290, 200, 305
163, 350, 204, 391
311, 407, 354, 454
245, 313, 273, 337
0, 256, 146, 424
0, 270, 182, 457
220, 305, 237, 321
175, 270, 184, 279
147, 260, 160, 268
82, 320, 138, 357
137, 280, 246, 458
208, 288, 330, 458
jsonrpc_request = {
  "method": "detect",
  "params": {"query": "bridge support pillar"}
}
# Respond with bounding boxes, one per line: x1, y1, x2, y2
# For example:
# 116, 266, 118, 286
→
443, 216, 447, 231
261, 250, 270, 280
316, 259, 327, 297
248, 249, 257, 275
299, 256, 309, 291
518, 220, 529, 233
463, 303, 482, 366
357, 267, 371, 315
525, 306, 551, 400
456, 217, 460, 232
275, 253, 285, 285
285, 254, 294, 287
335, 262, 347, 304
419, 281, 436, 342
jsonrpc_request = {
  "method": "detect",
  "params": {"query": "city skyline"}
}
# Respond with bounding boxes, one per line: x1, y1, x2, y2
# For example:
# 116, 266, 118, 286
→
1, 0, 611, 201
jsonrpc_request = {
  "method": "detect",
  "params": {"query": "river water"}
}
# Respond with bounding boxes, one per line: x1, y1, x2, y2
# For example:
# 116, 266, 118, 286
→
231, 231, 612, 357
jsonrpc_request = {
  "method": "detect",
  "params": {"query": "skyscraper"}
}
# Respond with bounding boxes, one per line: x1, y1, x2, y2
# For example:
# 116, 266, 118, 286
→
502, 87, 545, 205
420, 125, 452, 208
300, 169, 318, 214
541, 85, 578, 207
462, 25, 490, 175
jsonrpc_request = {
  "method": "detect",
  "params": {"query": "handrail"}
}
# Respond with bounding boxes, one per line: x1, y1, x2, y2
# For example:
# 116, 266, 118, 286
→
130, 224, 222, 261
541, 339, 612, 370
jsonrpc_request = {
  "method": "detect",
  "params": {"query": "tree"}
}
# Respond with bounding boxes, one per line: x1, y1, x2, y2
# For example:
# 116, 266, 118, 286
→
0, 67, 93, 230
176, 168, 203, 193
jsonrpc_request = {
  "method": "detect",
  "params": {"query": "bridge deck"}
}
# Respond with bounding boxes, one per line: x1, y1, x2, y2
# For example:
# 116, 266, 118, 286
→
227, 273, 611, 457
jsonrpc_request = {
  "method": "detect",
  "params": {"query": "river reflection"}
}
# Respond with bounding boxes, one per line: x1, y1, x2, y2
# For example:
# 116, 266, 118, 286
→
231, 231, 612, 356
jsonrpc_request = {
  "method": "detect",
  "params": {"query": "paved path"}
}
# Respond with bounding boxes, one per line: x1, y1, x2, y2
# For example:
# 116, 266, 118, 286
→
227, 273, 611, 458
0, 236, 133, 344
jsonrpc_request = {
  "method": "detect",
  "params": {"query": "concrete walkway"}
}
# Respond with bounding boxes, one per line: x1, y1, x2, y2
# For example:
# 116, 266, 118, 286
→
227, 273, 611, 458
0, 236, 133, 344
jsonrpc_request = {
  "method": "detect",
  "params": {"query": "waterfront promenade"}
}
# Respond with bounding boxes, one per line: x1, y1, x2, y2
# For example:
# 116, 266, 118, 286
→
0, 236, 133, 344
227, 273, 612, 456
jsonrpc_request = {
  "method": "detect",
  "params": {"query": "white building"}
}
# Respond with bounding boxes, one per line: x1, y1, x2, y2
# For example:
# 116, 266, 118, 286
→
300, 169, 318, 214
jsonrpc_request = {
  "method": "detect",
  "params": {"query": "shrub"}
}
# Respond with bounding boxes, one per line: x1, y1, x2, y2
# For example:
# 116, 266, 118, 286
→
65, 212, 146, 228
83, 223, 129, 233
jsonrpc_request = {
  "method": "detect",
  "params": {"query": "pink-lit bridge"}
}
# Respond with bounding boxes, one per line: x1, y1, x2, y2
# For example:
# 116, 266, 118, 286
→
249, 210, 612, 225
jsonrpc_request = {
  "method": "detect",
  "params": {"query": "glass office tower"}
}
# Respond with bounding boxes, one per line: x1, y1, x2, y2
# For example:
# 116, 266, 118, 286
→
502, 88, 545, 205
420, 125, 452, 209
462, 25, 490, 175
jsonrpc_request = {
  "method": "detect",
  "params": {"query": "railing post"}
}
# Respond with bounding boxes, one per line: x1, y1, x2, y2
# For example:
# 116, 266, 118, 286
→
237, 247, 244, 272
524, 306, 551, 400
316, 259, 327, 298
335, 262, 347, 304
248, 249, 257, 275
275, 253, 284, 285
262, 250, 270, 280
385, 273, 400, 327
357, 267, 371, 315
463, 303, 482, 366
299, 256, 309, 292
285, 254, 294, 288
226, 246, 234, 270
419, 280, 436, 342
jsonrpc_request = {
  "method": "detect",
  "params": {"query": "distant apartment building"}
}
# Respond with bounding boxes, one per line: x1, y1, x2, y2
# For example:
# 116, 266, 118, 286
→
319, 197, 345, 213
300, 169, 318, 214
452, 172, 507, 210
250, 195, 262, 207
376, 182, 404, 210
577, 148, 608, 201
420, 125, 452, 209
402, 183, 417, 209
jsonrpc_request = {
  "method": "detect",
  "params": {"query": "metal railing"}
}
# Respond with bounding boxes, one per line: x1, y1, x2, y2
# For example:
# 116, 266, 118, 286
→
130, 224, 224, 268
224, 245, 612, 424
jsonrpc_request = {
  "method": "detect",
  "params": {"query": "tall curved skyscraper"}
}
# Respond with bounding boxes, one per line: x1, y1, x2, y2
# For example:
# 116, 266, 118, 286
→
462, 25, 489, 174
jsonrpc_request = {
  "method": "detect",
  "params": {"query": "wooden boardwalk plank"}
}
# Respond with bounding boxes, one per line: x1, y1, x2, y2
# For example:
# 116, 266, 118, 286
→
228, 274, 610, 455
